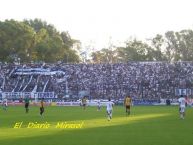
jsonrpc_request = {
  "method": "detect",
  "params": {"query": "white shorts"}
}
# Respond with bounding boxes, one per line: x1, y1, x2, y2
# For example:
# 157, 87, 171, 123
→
3, 103, 8, 106
179, 107, 185, 113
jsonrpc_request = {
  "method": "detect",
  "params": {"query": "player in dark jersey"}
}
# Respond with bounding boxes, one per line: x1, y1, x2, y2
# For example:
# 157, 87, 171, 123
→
82, 96, 87, 110
40, 98, 45, 116
2, 98, 8, 111
124, 96, 132, 115
24, 96, 30, 113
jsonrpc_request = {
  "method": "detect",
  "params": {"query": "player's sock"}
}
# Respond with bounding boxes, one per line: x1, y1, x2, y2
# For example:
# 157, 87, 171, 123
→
108, 116, 110, 121
126, 109, 129, 116
107, 113, 110, 121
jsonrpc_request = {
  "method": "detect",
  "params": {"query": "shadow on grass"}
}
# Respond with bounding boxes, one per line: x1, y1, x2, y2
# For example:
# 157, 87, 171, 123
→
0, 113, 174, 145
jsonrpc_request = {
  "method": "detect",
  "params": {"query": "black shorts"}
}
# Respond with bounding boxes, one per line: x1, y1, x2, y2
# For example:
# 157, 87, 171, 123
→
83, 104, 86, 107
40, 107, 44, 112
126, 105, 130, 109
25, 103, 29, 108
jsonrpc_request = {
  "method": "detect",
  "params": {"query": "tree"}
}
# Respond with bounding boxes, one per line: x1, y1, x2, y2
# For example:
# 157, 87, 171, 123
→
116, 39, 153, 61
24, 19, 80, 63
91, 48, 117, 63
150, 34, 167, 61
176, 30, 193, 61
0, 19, 35, 62
164, 30, 193, 61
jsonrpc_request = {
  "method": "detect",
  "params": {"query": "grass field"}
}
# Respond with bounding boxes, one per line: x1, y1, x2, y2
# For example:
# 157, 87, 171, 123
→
0, 105, 193, 145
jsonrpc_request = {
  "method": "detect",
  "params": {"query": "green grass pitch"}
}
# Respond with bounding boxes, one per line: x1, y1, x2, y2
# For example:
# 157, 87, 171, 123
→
0, 105, 193, 145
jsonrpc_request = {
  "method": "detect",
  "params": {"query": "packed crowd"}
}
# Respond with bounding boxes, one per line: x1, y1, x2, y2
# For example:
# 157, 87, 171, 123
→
1, 61, 193, 100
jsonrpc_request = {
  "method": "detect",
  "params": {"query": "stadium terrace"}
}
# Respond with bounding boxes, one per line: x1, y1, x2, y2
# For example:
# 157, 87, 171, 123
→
1, 62, 193, 102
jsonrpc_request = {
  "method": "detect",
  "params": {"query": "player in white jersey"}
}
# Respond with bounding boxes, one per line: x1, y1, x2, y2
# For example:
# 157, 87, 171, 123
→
178, 95, 186, 119
97, 99, 101, 111
106, 98, 114, 121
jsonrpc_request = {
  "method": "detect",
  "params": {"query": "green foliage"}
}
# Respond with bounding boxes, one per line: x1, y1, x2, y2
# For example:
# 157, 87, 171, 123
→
0, 19, 80, 63
91, 29, 193, 62
0, 20, 35, 62
91, 48, 117, 63
2, 18, 193, 63
121, 39, 152, 61
92, 40, 155, 63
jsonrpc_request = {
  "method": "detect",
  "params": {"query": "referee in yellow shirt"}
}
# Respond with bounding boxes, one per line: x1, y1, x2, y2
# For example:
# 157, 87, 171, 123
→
124, 96, 132, 116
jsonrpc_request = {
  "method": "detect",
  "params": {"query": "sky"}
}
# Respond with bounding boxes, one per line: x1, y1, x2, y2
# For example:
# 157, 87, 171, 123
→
1, 0, 193, 50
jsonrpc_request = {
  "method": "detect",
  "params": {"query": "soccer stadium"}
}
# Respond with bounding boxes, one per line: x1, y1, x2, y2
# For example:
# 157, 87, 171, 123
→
1, 0, 193, 145
1, 62, 193, 145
